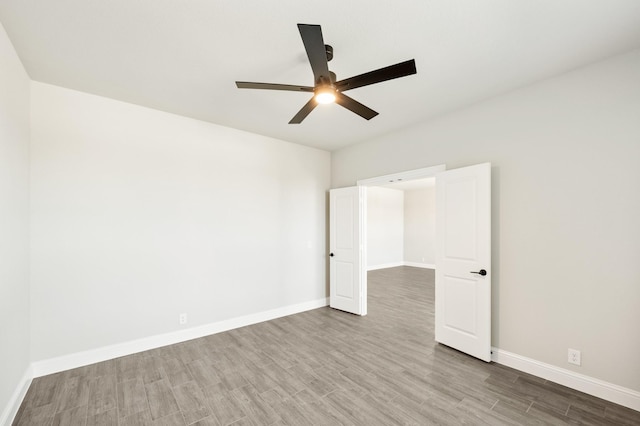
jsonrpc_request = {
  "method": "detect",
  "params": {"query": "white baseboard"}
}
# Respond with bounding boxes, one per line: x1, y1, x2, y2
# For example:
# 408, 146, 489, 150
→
1, 365, 33, 426
367, 262, 404, 271
18, 302, 640, 419
32, 297, 329, 378
492, 347, 640, 412
403, 262, 435, 269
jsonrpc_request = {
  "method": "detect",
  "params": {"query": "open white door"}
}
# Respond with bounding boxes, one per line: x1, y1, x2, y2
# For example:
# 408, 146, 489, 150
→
435, 163, 491, 361
329, 186, 366, 315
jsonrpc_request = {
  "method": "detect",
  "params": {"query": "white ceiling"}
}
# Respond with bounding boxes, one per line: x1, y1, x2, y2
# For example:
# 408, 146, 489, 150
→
381, 177, 435, 192
1, 1, 639, 151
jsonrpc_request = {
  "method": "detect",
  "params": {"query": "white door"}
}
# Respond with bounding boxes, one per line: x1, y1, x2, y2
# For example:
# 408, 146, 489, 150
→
435, 163, 491, 361
329, 186, 366, 315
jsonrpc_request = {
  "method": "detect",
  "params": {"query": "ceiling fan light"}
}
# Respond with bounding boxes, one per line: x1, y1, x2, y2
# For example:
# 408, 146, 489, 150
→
315, 88, 336, 104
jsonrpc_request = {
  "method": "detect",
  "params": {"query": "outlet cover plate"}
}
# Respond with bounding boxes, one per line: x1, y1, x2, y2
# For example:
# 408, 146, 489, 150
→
568, 348, 581, 366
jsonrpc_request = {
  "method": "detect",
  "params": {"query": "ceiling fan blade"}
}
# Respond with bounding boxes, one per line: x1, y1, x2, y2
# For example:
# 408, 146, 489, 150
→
335, 59, 417, 92
236, 82, 314, 92
289, 97, 318, 124
298, 24, 331, 84
335, 93, 378, 120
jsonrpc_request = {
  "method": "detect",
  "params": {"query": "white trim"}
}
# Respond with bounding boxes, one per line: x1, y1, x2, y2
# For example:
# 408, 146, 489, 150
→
403, 262, 435, 269
357, 165, 446, 187
359, 186, 368, 316
492, 347, 640, 412
32, 297, 328, 378
367, 262, 404, 271
1, 365, 33, 426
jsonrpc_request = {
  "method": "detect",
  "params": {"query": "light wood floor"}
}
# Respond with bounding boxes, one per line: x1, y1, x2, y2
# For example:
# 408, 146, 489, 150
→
14, 266, 640, 425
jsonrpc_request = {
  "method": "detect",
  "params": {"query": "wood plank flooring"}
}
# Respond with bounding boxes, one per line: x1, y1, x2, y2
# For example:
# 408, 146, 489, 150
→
14, 266, 640, 425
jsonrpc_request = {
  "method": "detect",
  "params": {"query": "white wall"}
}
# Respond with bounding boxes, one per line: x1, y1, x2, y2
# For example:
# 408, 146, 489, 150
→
332, 50, 640, 392
403, 187, 436, 266
30, 82, 330, 362
366, 187, 404, 269
0, 21, 31, 421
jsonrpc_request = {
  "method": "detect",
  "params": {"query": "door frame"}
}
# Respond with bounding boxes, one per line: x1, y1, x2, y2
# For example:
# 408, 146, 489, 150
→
356, 164, 446, 286
333, 163, 492, 361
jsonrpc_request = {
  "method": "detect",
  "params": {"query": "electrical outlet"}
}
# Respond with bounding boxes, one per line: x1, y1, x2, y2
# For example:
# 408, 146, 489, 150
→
568, 348, 581, 366
179, 313, 188, 325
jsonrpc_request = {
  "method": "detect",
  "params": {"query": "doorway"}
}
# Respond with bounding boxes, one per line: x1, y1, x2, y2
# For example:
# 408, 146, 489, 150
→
329, 163, 492, 362
360, 167, 441, 346
365, 177, 436, 272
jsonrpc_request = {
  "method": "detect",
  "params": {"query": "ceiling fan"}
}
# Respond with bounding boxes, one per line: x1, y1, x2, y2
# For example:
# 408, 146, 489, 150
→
235, 24, 417, 124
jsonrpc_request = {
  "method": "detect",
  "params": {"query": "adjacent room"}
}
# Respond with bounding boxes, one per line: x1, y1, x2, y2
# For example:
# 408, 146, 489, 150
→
1, 1, 639, 425
366, 178, 436, 271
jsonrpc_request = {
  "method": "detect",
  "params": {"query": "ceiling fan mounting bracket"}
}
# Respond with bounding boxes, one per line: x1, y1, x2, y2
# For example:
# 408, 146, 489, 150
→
325, 44, 333, 62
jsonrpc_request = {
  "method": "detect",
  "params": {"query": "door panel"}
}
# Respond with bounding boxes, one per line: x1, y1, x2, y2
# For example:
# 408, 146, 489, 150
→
436, 163, 491, 361
444, 179, 477, 260
329, 186, 366, 315
444, 276, 477, 335
335, 262, 354, 298
335, 195, 354, 249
